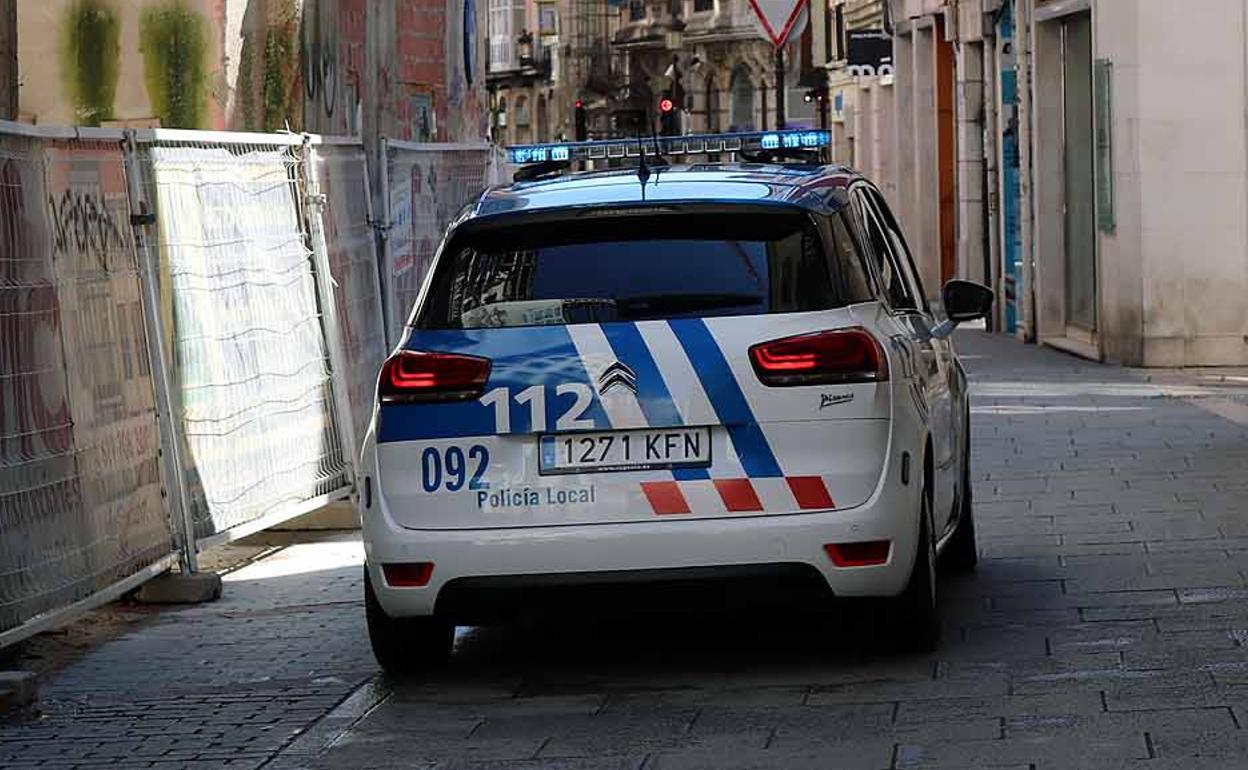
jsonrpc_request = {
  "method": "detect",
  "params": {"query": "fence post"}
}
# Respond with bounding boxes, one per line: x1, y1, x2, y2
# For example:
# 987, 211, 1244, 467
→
361, 144, 389, 354
301, 137, 361, 482
376, 136, 393, 348
122, 130, 199, 574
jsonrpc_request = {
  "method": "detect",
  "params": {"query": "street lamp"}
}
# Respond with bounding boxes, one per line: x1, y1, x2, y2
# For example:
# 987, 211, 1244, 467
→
518, 30, 534, 68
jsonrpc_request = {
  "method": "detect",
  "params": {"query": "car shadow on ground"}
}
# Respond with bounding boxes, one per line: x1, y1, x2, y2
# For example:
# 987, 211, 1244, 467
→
384, 556, 1063, 698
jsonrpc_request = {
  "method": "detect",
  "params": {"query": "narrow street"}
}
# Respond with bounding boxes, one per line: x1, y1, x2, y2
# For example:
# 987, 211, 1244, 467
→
5, 328, 1248, 770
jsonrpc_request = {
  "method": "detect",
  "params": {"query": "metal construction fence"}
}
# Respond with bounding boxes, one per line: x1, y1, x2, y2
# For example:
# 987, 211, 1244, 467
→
307, 138, 388, 451
0, 121, 503, 647
379, 140, 507, 344
0, 126, 175, 643
134, 135, 353, 547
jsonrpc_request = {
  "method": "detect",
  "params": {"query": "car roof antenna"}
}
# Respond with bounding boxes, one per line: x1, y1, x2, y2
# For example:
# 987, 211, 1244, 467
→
650, 122, 669, 169
635, 128, 650, 190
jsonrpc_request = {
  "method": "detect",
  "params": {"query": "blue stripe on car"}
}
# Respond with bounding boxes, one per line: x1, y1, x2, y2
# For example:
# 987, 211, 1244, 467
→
601, 322, 709, 481
667, 318, 783, 479
377, 326, 611, 443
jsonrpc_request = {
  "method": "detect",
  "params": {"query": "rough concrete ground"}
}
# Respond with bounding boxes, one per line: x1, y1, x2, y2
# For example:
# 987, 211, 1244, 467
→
5, 329, 1248, 770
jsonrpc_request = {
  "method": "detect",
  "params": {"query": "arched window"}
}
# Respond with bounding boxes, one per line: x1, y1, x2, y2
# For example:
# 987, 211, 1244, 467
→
705, 75, 720, 132
729, 65, 754, 131
515, 94, 531, 143
515, 94, 530, 126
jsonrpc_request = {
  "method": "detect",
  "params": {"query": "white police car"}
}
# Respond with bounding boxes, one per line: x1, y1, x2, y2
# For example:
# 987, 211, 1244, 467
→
358, 131, 992, 673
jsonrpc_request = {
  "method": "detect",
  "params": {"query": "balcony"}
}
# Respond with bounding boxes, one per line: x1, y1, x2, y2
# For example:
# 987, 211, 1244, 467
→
487, 30, 555, 85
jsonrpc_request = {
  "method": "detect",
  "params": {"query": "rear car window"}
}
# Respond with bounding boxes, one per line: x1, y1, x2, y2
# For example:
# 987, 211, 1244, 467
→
416, 211, 873, 329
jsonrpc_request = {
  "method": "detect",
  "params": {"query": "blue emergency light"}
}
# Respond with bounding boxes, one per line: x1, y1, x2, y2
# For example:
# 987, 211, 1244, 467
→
506, 129, 831, 166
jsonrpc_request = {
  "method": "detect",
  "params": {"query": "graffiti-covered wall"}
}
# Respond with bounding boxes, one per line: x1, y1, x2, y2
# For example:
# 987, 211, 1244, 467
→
366, 0, 488, 146
298, 0, 366, 136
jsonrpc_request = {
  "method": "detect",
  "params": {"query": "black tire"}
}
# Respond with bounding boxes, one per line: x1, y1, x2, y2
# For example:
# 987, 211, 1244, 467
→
894, 487, 940, 652
943, 441, 979, 573
364, 568, 454, 677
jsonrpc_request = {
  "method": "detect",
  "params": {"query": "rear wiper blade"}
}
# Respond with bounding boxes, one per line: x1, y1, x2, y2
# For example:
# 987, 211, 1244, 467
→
616, 292, 763, 314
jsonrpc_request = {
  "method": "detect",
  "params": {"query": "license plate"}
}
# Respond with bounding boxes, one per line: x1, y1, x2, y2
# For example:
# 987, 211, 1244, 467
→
539, 427, 712, 475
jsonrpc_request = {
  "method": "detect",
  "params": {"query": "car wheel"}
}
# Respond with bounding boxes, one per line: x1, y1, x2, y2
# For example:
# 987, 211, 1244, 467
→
943, 440, 979, 573
894, 485, 940, 652
364, 567, 454, 677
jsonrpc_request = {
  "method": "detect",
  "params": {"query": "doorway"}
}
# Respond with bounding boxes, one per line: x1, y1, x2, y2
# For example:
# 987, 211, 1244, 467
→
1062, 11, 1096, 333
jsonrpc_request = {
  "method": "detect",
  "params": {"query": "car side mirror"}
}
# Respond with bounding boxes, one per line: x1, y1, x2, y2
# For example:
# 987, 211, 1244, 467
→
930, 280, 993, 339
942, 280, 994, 323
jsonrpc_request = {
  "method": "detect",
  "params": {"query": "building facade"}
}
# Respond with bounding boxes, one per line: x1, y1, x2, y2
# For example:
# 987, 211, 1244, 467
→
879, 0, 1248, 367
813, 1, 896, 209
487, 0, 567, 144
1015, 0, 1248, 366
611, 0, 817, 139
485, 0, 840, 145
486, 0, 628, 145
8, 0, 489, 147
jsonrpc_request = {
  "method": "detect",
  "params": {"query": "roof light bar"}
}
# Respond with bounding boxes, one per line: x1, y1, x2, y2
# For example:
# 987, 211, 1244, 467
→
505, 129, 831, 166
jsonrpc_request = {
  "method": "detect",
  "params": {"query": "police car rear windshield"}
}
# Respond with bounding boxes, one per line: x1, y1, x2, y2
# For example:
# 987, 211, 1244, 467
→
416, 211, 872, 329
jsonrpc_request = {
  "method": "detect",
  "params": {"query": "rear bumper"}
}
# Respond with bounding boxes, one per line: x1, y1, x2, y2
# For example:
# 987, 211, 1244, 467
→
434, 564, 836, 623
362, 461, 923, 620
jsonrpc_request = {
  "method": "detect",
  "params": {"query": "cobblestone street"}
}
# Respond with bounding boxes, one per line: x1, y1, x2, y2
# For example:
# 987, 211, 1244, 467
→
6, 329, 1248, 770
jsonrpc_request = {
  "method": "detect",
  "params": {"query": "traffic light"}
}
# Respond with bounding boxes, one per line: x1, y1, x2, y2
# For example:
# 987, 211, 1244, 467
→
574, 100, 587, 141
803, 87, 830, 131
658, 92, 678, 136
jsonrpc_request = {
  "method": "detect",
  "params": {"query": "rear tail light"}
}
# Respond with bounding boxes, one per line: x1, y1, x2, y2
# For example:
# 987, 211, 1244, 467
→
379, 350, 491, 403
748, 328, 888, 387
824, 541, 891, 567
382, 562, 434, 587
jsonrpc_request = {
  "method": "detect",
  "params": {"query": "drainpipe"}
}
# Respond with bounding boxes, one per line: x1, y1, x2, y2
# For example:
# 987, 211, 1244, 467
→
1016, 0, 1036, 342
983, 37, 1002, 332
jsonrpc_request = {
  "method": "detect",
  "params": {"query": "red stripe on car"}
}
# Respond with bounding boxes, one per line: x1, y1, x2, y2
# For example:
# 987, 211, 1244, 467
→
642, 481, 692, 515
787, 476, 836, 509
714, 478, 764, 512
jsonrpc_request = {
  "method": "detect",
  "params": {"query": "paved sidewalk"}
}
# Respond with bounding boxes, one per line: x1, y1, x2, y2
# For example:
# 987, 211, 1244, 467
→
279, 330, 1248, 770
0, 535, 375, 770
5, 329, 1248, 770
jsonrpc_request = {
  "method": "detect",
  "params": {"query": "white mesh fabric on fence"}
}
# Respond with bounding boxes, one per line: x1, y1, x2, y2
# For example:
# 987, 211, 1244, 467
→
309, 141, 386, 451
382, 142, 503, 341
0, 129, 171, 636
140, 140, 350, 541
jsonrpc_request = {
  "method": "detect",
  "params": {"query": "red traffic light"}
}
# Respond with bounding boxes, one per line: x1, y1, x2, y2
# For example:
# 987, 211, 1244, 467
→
659, 97, 674, 113
575, 99, 583, 109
